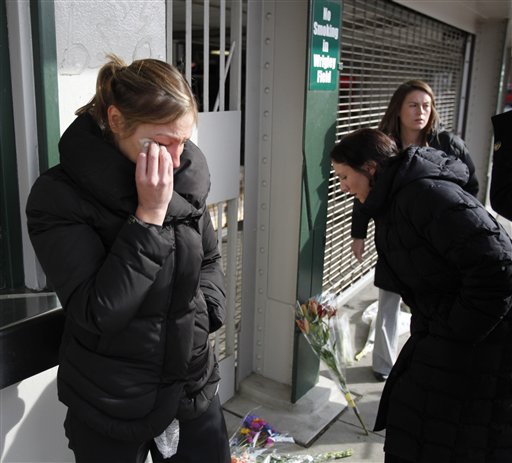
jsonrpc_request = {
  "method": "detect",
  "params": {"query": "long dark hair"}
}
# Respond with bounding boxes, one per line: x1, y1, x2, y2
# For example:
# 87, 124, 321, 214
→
76, 54, 198, 138
378, 79, 440, 147
330, 128, 399, 181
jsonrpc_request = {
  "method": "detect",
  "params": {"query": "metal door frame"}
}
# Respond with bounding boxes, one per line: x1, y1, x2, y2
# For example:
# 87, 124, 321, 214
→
166, 0, 244, 403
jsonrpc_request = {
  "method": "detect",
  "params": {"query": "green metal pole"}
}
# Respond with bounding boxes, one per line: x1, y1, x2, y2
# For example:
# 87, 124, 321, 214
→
31, 0, 60, 172
0, 0, 24, 290
292, 0, 342, 403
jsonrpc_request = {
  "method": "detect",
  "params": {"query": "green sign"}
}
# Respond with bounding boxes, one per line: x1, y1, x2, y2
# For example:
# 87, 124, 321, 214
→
309, 0, 341, 91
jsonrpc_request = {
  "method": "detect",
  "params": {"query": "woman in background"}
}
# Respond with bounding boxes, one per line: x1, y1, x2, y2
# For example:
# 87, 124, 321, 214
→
350, 80, 479, 381
332, 128, 512, 463
26, 55, 230, 463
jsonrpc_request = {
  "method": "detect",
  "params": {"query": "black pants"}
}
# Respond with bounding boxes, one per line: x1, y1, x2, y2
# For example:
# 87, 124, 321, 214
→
64, 395, 231, 463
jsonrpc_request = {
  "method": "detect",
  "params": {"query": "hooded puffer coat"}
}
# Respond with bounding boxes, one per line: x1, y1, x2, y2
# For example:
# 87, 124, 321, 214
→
368, 146, 512, 462
26, 114, 226, 442
351, 130, 478, 257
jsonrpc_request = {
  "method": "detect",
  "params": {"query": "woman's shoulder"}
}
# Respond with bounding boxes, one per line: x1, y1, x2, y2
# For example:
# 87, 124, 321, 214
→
405, 173, 478, 208
429, 130, 466, 154
27, 165, 82, 216
395, 177, 480, 233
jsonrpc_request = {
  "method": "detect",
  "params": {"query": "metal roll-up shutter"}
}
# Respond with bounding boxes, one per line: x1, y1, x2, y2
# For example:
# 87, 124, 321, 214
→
322, 0, 472, 294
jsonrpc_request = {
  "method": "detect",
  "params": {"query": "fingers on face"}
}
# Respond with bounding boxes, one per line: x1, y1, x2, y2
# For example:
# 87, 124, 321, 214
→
136, 142, 173, 184
148, 143, 170, 177
158, 145, 174, 177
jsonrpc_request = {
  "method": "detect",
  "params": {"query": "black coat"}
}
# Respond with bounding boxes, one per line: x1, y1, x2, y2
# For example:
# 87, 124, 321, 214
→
351, 130, 479, 291
351, 130, 478, 240
490, 110, 512, 220
26, 114, 226, 441
368, 147, 512, 462
427, 130, 479, 196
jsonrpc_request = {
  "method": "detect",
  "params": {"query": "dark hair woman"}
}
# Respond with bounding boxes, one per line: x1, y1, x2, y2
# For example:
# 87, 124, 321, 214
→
26, 55, 230, 463
351, 80, 480, 382
332, 128, 512, 463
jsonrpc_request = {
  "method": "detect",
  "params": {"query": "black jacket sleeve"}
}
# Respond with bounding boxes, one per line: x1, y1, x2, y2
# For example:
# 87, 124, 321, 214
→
490, 110, 512, 221
351, 198, 371, 239
199, 209, 226, 333
26, 173, 175, 335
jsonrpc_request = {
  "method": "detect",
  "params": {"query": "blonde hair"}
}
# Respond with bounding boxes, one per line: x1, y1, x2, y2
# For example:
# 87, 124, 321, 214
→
76, 54, 198, 137
378, 79, 440, 148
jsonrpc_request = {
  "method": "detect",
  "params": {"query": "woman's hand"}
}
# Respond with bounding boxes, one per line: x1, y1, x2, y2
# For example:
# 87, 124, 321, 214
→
351, 238, 365, 263
134, 142, 174, 225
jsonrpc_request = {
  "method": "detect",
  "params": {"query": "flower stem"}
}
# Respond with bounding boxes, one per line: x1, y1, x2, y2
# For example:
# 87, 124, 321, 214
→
327, 361, 369, 436
344, 391, 370, 436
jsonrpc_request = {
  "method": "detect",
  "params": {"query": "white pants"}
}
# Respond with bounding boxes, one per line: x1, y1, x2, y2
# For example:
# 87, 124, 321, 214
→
372, 289, 401, 376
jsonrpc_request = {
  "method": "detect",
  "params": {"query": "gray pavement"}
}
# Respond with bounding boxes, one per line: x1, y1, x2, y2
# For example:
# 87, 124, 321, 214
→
223, 282, 410, 462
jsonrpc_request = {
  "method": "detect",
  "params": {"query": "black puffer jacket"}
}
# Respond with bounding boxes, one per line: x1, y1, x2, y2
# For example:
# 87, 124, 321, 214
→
427, 130, 479, 196
351, 129, 478, 241
26, 114, 226, 441
369, 147, 512, 462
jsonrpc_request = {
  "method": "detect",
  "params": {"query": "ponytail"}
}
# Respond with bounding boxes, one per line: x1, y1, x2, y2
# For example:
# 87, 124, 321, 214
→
75, 54, 127, 133
75, 54, 197, 138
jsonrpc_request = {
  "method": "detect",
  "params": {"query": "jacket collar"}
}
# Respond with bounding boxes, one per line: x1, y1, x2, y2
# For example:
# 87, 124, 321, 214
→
363, 145, 469, 218
59, 114, 210, 221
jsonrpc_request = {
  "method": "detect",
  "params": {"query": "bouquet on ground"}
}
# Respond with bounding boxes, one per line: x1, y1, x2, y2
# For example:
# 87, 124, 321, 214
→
295, 295, 369, 435
230, 412, 293, 462
230, 412, 353, 462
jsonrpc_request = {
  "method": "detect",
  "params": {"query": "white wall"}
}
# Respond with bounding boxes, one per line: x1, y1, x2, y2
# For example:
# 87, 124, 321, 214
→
465, 19, 509, 201
54, 0, 166, 133
0, 368, 73, 463
393, 0, 512, 36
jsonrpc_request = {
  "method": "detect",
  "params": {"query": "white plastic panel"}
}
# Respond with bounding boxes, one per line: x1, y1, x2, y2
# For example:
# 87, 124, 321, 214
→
193, 110, 241, 205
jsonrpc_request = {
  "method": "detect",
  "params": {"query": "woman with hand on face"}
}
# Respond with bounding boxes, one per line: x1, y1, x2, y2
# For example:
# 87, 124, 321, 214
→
332, 128, 512, 463
26, 55, 230, 463
350, 80, 479, 382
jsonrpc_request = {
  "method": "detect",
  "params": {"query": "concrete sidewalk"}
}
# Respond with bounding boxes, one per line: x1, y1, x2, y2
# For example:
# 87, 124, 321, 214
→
223, 282, 410, 462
